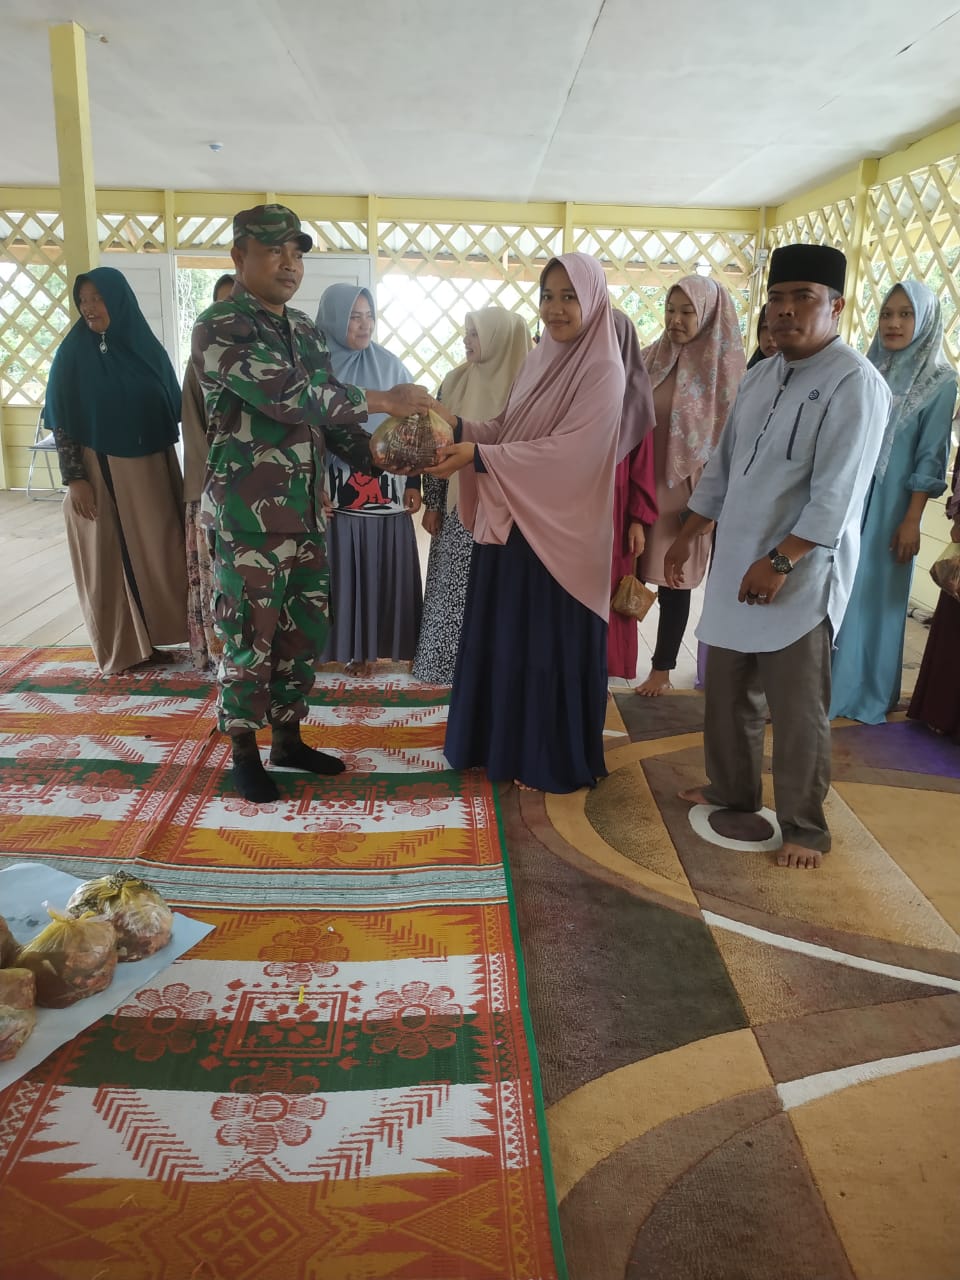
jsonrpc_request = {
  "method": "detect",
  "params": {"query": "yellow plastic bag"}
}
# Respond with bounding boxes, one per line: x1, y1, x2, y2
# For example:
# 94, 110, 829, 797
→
369, 410, 453, 475
930, 541, 960, 603
16, 908, 117, 1008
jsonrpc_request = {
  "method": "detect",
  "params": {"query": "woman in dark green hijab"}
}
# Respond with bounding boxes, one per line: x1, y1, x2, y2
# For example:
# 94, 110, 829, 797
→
45, 266, 188, 673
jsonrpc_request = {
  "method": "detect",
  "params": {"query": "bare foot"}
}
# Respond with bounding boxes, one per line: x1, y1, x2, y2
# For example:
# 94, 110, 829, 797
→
344, 660, 373, 678
678, 787, 710, 805
777, 843, 823, 870
514, 780, 539, 792
635, 669, 673, 697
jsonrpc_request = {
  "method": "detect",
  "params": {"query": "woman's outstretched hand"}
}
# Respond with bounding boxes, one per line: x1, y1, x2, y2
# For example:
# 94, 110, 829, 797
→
424, 442, 476, 479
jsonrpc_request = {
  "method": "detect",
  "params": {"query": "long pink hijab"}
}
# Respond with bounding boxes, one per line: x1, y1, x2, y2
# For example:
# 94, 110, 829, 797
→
457, 252, 625, 619
641, 275, 746, 487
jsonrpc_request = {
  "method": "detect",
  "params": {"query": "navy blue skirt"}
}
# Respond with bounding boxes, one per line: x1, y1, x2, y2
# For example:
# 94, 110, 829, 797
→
445, 526, 608, 793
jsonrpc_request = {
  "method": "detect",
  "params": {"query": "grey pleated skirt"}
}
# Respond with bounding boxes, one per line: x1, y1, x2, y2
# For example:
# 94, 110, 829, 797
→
321, 511, 424, 663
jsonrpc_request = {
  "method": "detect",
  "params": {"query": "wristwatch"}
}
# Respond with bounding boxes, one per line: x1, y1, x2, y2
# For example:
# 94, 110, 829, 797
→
768, 547, 794, 575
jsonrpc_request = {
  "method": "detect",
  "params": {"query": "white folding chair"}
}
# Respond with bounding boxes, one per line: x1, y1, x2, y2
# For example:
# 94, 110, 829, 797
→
26, 407, 63, 501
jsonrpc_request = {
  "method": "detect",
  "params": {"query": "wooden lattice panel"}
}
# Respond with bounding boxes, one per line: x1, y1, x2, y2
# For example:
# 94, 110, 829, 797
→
300, 220, 368, 253
174, 215, 368, 255
766, 199, 856, 259
175, 215, 235, 251
858, 156, 960, 363
573, 226, 755, 345
99, 212, 165, 253
0, 209, 69, 406
375, 221, 560, 387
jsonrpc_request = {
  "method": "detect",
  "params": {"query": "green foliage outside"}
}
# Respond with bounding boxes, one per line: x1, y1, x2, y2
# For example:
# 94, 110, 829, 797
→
176, 267, 230, 373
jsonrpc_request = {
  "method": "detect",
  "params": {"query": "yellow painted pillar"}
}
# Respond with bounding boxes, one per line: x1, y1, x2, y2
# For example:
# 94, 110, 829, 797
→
745, 204, 768, 352
48, 21, 99, 313
367, 194, 380, 282
842, 158, 878, 347
162, 188, 176, 252
562, 202, 574, 255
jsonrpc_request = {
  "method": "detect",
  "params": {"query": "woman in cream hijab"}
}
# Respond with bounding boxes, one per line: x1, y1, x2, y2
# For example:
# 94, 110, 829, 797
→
413, 307, 531, 683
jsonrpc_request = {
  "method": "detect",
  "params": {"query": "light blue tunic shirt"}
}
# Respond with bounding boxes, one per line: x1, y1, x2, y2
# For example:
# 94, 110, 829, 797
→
689, 338, 892, 653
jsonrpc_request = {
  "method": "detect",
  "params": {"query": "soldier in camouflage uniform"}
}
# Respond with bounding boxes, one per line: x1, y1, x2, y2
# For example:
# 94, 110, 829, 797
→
192, 204, 429, 802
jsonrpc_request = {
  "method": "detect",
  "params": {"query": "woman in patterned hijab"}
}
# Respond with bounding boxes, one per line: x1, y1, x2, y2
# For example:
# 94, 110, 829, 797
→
635, 276, 745, 695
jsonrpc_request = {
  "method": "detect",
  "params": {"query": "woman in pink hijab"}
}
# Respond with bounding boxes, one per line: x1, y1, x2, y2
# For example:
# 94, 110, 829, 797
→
426, 253, 625, 792
635, 276, 745, 696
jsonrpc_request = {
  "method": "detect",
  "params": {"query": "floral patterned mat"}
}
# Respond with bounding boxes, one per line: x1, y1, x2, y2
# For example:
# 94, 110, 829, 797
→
0, 648, 563, 1280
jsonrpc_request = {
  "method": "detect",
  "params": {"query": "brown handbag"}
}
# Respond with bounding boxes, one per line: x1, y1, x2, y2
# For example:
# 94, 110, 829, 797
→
930, 541, 960, 602
610, 562, 657, 621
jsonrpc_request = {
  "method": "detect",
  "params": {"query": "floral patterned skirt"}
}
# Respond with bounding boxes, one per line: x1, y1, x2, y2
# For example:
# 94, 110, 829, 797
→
412, 504, 474, 685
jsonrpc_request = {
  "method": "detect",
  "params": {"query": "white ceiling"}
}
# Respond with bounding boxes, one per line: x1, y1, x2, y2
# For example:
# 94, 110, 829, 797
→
1, 0, 959, 209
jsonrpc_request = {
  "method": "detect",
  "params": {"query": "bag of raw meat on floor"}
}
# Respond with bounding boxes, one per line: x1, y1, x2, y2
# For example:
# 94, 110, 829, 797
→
0, 967, 36, 1061
16, 908, 117, 1007
66, 871, 173, 961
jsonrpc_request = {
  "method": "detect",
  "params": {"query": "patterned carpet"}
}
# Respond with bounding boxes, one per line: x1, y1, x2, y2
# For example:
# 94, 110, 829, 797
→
503, 689, 960, 1280
0, 648, 562, 1280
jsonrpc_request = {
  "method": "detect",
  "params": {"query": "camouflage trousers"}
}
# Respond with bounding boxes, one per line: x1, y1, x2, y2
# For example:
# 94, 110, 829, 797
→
212, 531, 329, 733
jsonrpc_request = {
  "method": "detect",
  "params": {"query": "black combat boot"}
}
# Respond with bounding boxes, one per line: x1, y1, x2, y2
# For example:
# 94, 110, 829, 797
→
269, 721, 346, 775
230, 730, 280, 803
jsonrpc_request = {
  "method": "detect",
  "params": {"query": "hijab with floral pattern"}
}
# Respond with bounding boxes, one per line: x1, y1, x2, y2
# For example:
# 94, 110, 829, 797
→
641, 275, 746, 487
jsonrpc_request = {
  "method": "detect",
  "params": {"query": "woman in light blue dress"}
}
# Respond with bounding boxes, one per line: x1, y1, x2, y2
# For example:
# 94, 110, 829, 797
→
830, 281, 956, 724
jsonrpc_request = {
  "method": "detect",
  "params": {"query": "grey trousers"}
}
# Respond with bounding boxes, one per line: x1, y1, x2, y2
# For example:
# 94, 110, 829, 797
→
702, 620, 833, 852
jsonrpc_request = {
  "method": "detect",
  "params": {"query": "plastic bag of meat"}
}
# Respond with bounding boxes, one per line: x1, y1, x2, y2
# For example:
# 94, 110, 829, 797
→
0, 914, 17, 967
66, 871, 173, 961
16, 909, 117, 1007
0, 967, 36, 1009
369, 410, 453, 475
0, 1004, 36, 1061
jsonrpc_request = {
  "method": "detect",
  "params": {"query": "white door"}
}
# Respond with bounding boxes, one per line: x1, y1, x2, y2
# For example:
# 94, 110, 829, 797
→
296, 254, 375, 328
173, 250, 375, 358
100, 251, 179, 375
107, 250, 375, 378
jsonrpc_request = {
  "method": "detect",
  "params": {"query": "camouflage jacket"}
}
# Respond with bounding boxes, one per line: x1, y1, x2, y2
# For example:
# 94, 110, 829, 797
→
192, 283, 373, 536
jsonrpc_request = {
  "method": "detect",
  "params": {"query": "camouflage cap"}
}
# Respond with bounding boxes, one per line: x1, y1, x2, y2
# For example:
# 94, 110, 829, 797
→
232, 204, 313, 252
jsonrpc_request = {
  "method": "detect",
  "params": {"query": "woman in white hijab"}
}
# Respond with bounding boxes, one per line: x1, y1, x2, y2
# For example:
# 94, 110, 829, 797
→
413, 307, 531, 684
